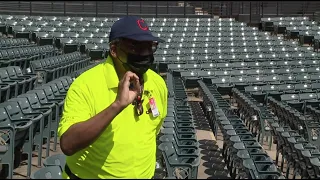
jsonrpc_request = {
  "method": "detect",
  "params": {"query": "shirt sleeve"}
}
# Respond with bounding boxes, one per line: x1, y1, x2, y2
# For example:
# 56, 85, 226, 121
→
58, 80, 93, 138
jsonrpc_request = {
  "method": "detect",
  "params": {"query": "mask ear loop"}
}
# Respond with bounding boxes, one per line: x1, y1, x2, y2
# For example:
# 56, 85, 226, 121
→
113, 45, 132, 71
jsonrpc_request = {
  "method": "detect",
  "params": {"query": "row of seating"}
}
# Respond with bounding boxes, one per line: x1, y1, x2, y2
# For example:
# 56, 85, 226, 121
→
69, 61, 102, 78
261, 16, 310, 31
232, 88, 273, 148
157, 73, 200, 179
157, 55, 317, 63
13, 30, 278, 47
0, 37, 33, 49
189, 73, 320, 82
198, 80, 283, 178
156, 55, 318, 65
172, 62, 320, 71
4, 22, 255, 37
260, 16, 319, 50
29, 51, 91, 83
273, 21, 316, 27
157, 48, 312, 56
150, 22, 248, 28
10, 24, 257, 32
245, 83, 320, 103
178, 73, 320, 95
158, 40, 299, 47
0, 66, 37, 102
168, 59, 319, 71
0, 45, 59, 71
280, 92, 320, 112
0, 14, 119, 22
179, 67, 320, 77
0, 15, 236, 23
274, 23, 318, 37
0, 16, 236, 23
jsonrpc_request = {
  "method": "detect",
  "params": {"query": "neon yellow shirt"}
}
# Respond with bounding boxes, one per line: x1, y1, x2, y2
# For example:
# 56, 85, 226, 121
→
58, 56, 168, 179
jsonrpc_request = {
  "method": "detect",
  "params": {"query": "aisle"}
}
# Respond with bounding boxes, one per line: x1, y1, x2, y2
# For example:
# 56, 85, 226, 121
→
189, 101, 231, 179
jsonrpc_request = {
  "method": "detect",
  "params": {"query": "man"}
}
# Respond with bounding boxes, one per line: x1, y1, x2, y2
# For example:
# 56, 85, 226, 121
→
58, 16, 168, 179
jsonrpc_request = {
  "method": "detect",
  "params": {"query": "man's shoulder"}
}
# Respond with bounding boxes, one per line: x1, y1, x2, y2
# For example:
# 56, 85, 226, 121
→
70, 63, 104, 89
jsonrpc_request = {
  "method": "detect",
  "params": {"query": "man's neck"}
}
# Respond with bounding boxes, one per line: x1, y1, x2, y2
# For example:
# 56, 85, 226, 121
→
112, 57, 126, 80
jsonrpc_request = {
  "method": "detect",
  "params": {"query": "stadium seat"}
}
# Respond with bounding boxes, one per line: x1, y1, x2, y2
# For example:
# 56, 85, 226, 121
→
43, 154, 66, 171
30, 166, 62, 179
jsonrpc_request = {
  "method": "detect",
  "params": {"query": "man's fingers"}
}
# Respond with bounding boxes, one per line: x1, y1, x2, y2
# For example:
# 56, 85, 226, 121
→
132, 78, 141, 93
122, 71, 140, 91
124, 71, 139, 82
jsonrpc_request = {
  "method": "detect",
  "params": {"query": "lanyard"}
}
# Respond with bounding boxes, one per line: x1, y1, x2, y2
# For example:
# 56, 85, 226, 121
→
132, 79, 144, 116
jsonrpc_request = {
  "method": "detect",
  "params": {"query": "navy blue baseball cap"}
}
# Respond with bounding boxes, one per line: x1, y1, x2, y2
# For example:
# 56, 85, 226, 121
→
109, 16, 165, 43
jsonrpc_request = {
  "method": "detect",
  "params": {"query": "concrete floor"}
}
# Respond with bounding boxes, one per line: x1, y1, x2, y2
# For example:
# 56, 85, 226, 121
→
12, 139, 62, 179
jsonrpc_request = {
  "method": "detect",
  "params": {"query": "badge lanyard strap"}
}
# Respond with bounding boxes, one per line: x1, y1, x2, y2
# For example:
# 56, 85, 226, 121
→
133, 79, 144, 116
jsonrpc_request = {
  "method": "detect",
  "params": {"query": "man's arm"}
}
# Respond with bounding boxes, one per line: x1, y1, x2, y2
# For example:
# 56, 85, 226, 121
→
60, 101, 124, 156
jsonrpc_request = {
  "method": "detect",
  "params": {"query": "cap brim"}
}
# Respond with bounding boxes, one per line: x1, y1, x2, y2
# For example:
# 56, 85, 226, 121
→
123, 34, 165, 43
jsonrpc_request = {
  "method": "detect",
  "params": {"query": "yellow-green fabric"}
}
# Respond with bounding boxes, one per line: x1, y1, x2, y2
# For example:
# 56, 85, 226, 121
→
58, 55, 168, 179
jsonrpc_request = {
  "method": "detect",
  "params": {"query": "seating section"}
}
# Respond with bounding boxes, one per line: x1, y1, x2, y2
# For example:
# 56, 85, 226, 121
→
158, 16, 320, 179
2, 13, 320, 179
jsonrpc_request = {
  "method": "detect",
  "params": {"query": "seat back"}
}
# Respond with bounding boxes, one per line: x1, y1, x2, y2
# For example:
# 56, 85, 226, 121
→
5, 67, 19, 79
43, 154, 66, 170
18, 93, 52, 113
0, 69, 11, 81
9, 97, 33, 114
36, 86, 56, 100
43, 84, 61, 96
0, 101, 25, 120
0, 106, 11, 125
6, 49, 16, 59
52, 80, 67, 92
27, 89, 50, 104
30, 166, 62, 179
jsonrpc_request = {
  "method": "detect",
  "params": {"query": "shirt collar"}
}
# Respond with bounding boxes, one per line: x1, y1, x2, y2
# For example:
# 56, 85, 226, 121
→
103, 55, 154, 93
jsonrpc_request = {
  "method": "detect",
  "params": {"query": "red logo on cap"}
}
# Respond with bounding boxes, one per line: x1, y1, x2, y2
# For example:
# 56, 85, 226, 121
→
137, 19, 149, 31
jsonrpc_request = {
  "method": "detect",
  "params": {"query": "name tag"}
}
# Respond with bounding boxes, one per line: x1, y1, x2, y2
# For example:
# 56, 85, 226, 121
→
149, 97, 160, 118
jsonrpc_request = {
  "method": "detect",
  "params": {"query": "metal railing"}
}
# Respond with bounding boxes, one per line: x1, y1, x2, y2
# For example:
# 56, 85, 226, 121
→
187, 1, 320, 23
0, 1, 211, 18
0, 1, 319, 23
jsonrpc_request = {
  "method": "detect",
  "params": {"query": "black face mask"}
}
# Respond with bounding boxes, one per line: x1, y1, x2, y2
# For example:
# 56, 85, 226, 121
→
120, 53, 155, 77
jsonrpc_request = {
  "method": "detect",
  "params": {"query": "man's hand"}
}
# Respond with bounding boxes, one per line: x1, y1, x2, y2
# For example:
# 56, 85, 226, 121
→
115, 71, 141, 109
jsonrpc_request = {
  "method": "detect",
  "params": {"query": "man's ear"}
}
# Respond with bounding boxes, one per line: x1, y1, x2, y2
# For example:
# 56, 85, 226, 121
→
109, 44, 117, 58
